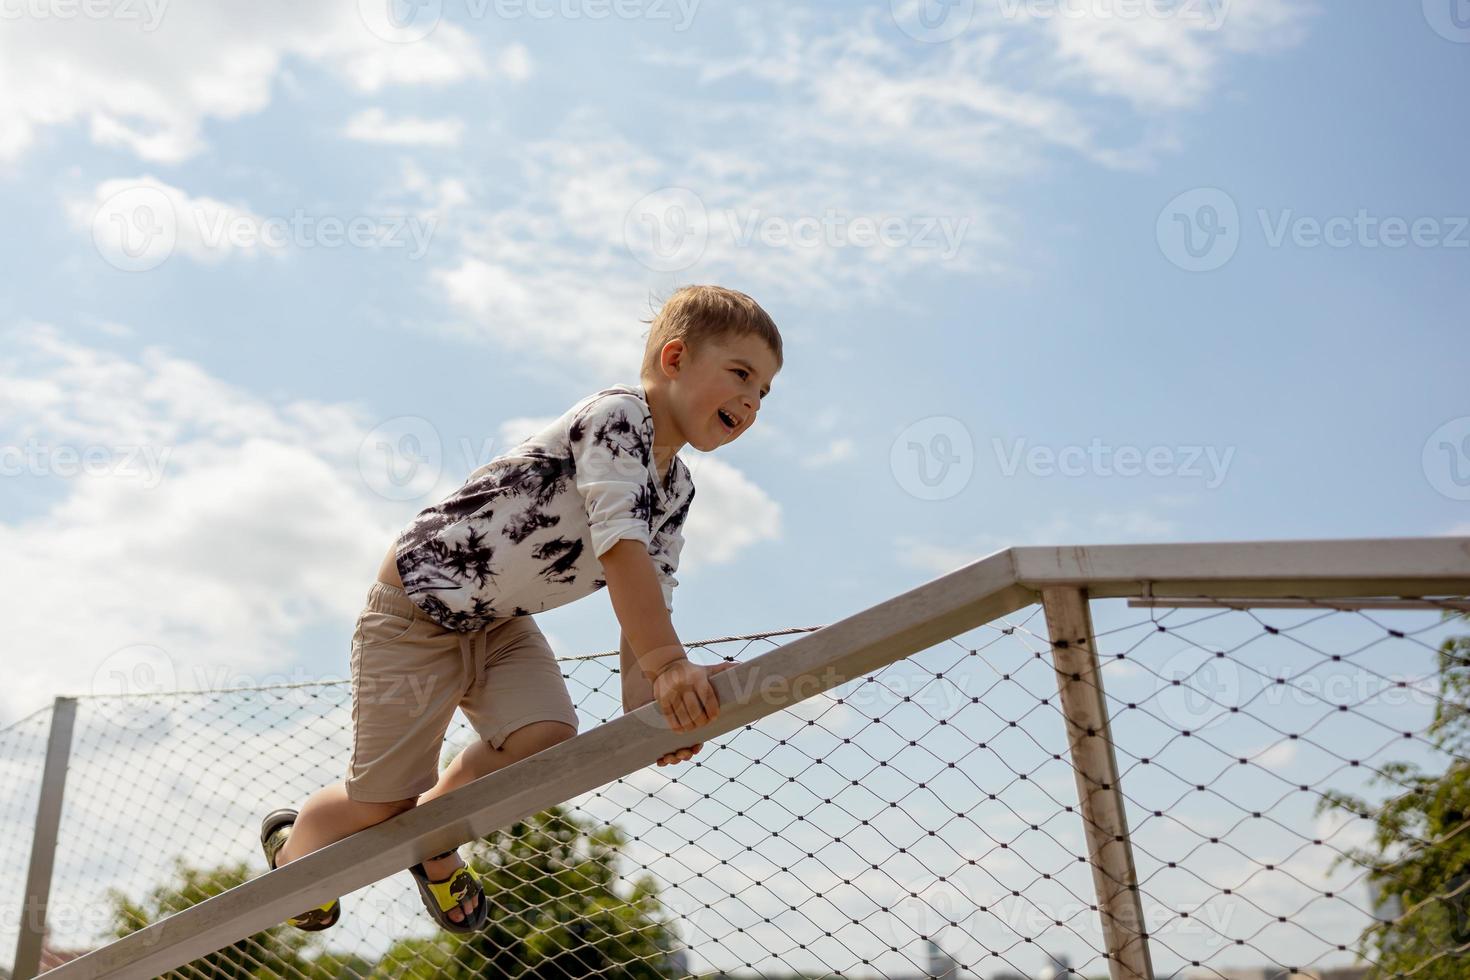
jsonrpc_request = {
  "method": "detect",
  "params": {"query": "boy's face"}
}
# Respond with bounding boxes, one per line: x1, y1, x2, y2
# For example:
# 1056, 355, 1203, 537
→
663, 333, 778, 453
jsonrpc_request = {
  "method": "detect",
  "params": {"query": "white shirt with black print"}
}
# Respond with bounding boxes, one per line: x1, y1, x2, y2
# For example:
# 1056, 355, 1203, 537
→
393, 383, 694, 632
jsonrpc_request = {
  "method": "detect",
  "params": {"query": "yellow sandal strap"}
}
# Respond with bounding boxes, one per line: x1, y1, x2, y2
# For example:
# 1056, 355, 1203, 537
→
424, 865, 478, 912
289, 898, 338, 924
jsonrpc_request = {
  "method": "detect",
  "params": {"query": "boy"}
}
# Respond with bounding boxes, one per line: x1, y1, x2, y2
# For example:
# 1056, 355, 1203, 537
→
260, 285, 783, 932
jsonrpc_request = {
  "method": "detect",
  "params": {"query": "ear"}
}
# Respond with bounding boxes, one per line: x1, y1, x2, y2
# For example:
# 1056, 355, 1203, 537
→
660, 339, 687, 379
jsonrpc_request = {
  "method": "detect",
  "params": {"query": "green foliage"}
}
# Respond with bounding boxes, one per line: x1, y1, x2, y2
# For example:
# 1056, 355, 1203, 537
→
102, 807, 679, 977
1315, 611, 1470, 979
374, 805, 680, 979
106, 857, 322, 978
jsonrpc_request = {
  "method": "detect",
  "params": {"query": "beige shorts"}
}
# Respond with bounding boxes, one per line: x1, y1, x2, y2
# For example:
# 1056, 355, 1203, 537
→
345, 582, 580, 803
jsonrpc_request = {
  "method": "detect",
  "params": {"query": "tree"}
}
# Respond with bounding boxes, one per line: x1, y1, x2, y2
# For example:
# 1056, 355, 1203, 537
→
374, 805, 681, 979
107, 858, 321, 978
1317, 610, 1470, 979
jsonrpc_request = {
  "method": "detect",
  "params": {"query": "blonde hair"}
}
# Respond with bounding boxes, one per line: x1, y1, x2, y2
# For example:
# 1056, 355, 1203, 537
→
640, 284, 783, 383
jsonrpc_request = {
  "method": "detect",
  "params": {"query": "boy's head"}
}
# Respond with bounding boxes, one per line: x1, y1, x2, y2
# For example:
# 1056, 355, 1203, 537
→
640, 285, 782, 454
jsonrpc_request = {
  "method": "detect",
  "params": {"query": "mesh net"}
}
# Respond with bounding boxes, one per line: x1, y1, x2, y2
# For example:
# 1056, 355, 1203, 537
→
6, 597, 1468, 980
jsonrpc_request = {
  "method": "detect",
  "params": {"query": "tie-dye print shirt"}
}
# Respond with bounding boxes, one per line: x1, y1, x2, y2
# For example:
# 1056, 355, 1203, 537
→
393, 383, 694, 632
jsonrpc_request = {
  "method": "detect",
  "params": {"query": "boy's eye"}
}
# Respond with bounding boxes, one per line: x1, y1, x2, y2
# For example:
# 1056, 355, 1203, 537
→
733, 367, 767, 400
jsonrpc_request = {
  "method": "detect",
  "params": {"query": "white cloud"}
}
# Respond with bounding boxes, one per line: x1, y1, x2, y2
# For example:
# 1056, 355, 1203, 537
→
343, 108, 465, 147
676, 454, 783, 566
497, 42, 535, 81
0, 324, 404, 725
1255, 740, 1298, 770
0, 325, 779, 724
414, 124, 999, 367
396, 159, 471, 215
1037, 0, 1316, 111
0, 4, 490, 163
429, 249, 657, 375
798, 437, 857, 469
396, 2, 1314, 365
647, 2, 1315, 168
66, 175, 283, 267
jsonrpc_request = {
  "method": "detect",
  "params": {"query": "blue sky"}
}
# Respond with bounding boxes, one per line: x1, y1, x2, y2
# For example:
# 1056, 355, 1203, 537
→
1, 3, 1468, 974
1, 1, 1467, 747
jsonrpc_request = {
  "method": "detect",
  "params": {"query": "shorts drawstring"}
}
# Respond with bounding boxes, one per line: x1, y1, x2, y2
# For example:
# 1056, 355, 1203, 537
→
457, 628, 486, 688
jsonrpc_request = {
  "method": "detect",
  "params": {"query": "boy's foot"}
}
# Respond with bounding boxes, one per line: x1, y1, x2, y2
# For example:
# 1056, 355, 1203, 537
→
259, 808, 342, 931
416, 849, 483, 926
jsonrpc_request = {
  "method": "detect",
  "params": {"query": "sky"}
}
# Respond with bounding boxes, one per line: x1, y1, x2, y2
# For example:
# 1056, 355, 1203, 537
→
0, 1, 1468, 971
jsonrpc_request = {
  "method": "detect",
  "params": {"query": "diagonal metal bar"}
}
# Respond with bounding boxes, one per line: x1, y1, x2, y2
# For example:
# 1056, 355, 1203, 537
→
1044, 588, 1154, 980
35, 536, 1470, 978
39, 553, 1030, 979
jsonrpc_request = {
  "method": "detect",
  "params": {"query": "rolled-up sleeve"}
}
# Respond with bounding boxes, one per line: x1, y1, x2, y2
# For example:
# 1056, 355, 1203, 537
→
569, 392, 656, 560
651, 488, 693, 612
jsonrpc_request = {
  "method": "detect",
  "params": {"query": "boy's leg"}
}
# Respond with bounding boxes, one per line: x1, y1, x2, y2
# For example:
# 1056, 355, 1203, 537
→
411, 720, 576, 923
418, 720, 578, 808
274, 782, 415, 866
417, 615, 579, 922
272, 582, 467, 914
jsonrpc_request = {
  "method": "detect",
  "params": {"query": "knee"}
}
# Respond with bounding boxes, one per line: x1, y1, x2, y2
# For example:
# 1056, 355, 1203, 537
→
499, 720, 576, 758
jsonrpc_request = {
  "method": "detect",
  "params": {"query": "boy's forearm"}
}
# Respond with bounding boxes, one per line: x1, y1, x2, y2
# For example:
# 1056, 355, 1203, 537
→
619, 630, 655, 711
600, 538, 684, 679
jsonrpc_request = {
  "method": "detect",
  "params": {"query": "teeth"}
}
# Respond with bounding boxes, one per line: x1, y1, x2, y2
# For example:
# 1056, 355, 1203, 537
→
719, 410, 736, 429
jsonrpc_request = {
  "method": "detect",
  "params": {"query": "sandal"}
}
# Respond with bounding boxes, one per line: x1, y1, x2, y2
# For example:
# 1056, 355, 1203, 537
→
410, 850, 488, 933
259, 808, 342, 931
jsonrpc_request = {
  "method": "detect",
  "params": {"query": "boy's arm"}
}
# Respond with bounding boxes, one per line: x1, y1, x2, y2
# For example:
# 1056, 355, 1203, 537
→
600, 538, 686, 682
602, 538, 725, 737
619, 628, 654, 713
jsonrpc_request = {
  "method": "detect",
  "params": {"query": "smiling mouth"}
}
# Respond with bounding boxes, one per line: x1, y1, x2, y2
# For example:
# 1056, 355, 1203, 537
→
717, 409, 738, 433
